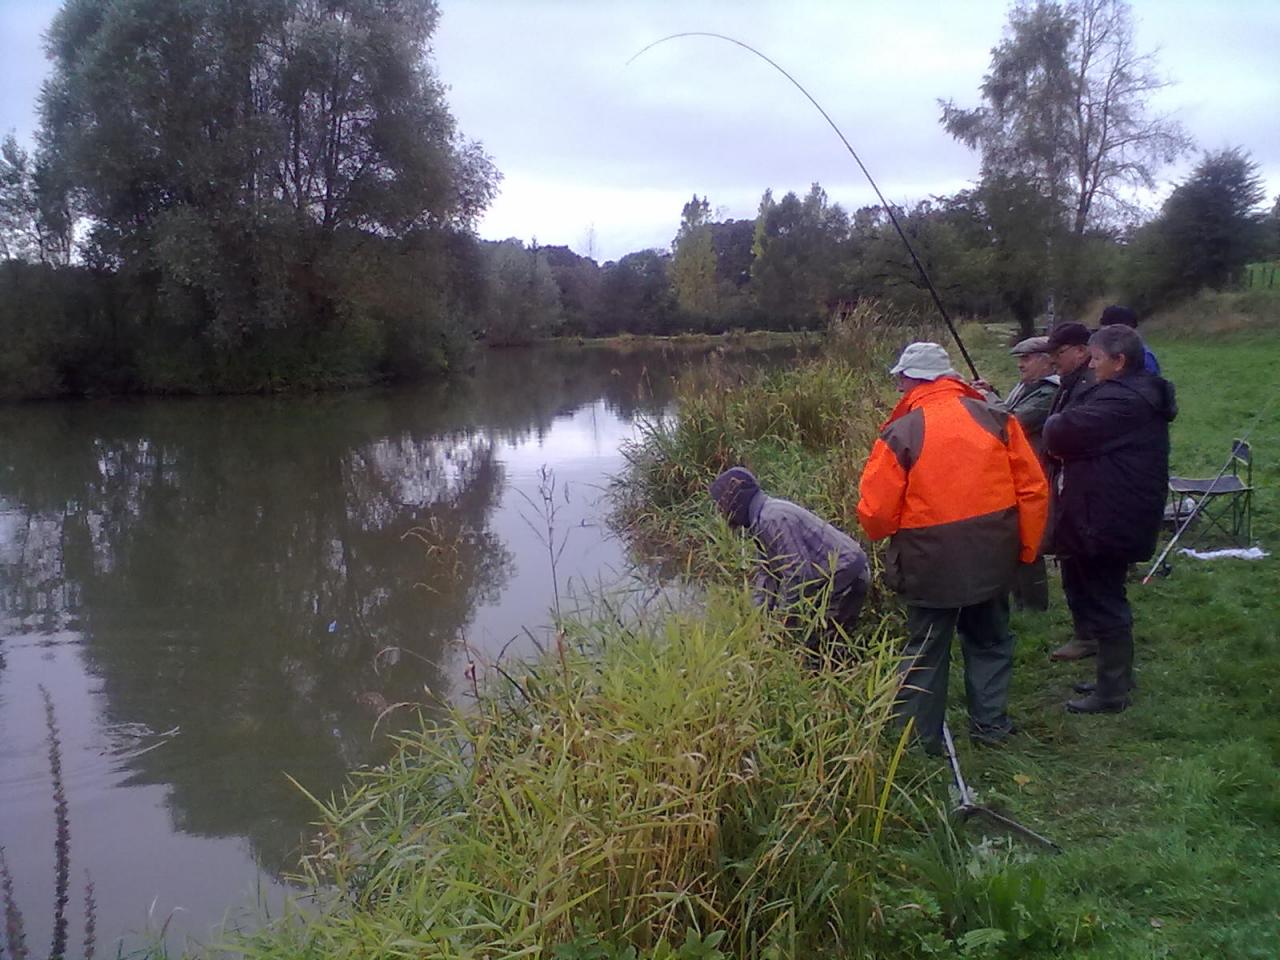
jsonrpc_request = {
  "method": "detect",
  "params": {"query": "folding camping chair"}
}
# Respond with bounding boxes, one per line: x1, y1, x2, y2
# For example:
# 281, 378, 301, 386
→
1166, 439, 1254, 548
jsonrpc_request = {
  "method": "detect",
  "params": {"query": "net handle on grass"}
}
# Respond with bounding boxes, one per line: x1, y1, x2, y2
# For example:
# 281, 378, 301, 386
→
942, 722, 1062, 852
626, 32, 983, 382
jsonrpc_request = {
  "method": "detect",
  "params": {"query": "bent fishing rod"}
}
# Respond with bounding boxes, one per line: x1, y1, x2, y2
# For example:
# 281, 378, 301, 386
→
627, 31, 982, 381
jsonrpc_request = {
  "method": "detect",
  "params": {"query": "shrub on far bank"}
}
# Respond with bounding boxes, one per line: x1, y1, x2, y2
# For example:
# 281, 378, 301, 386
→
0, 230, 483, 399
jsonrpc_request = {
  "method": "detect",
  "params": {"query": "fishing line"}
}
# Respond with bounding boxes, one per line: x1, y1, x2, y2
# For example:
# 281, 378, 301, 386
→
1143, 379, 1278, 583
626, 31, 982, 380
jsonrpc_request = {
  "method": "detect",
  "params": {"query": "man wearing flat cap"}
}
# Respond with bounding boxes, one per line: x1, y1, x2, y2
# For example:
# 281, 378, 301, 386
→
1001, 336, 1060, 455
858, 342, 1048, 751
977, 336, 1059, 610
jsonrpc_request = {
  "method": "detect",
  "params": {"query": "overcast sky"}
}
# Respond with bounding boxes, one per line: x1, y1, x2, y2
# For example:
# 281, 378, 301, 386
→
3, 0, 1278, 261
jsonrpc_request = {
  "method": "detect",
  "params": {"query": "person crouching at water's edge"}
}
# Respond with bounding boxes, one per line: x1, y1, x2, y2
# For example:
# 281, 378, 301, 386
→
857, 342, 1048, 752
710, 467, 870, 665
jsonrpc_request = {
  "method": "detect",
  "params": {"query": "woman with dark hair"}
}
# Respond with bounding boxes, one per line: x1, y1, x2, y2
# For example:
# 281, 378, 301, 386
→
1042, 325, 1177, 713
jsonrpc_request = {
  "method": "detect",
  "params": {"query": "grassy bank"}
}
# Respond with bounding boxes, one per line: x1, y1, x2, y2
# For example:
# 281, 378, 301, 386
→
211, 302, 1276, 959
957, 324, 1280, 958
616, 306, 1280, 958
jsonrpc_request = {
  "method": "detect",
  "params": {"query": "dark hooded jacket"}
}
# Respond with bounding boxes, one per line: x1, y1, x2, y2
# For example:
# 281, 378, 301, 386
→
1042, 371, 1177, 561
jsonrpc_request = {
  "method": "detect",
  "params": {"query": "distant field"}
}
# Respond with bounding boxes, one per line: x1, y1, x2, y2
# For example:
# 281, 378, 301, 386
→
1243, 260, 1279, 290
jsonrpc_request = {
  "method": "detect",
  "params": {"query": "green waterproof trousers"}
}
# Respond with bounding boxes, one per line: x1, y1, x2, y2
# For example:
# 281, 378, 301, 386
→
897, 595, 1015, 750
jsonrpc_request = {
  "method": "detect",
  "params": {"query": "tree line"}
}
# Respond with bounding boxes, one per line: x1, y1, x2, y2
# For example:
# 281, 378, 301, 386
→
1, 0, 1277, 399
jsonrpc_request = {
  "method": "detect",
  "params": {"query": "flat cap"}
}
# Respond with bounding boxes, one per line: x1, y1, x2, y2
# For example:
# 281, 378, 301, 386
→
1046, 322, 1091, 351
1010, 336, 1051, 356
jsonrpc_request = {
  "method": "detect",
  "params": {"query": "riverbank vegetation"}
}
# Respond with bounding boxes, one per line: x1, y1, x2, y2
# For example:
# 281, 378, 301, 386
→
230, 597, 923, 959
11, 304, 1269, 958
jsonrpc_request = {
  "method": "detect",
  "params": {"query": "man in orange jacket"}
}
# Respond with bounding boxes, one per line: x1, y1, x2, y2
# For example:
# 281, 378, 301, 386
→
858, 342, 1049, 750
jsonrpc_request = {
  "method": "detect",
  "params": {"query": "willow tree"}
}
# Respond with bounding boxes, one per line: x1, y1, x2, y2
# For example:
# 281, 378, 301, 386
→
941, 0, 1189, 319
36, 0, 498, 384
943, 0, 1188, 235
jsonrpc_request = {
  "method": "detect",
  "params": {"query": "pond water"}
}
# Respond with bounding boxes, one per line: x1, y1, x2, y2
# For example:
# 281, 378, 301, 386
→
0, 341, 798, 954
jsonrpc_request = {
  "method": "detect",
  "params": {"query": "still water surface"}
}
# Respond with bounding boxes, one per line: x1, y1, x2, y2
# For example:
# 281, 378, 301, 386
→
0, 342, 795, 953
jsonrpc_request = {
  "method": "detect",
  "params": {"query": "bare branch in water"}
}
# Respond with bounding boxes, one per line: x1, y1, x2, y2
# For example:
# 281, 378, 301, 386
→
82, 873, 96, 960
1, 845, 29, 960
40, 685, 70, 960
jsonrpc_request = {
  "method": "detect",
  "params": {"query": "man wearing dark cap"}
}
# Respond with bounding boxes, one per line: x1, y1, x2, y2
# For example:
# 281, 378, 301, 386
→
709, 467, 870, 660
1099, 304, 1160, 374
1046, 322, 1094, 416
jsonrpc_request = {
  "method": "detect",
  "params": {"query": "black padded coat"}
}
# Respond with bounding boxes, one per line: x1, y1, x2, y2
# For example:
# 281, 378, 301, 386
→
1042, 372, 1177, 561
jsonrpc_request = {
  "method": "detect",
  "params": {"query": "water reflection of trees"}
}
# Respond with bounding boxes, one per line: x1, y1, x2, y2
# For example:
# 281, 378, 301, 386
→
0, 342, 797, 873
0, 397, 513, 871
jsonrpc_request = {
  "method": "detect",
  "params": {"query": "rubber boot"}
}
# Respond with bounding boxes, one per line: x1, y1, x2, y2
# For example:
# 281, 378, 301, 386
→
1067, 629, 1133, 713
1074, 675, 1138, 695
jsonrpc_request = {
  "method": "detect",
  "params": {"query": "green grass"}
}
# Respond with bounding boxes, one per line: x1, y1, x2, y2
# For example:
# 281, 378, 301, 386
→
951, 329, 1280, 959
222, 588, 924, 959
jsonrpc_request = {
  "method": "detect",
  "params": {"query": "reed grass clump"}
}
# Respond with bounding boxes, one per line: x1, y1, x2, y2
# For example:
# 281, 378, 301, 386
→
246, 591, 908, 959
614, 304, 932, 586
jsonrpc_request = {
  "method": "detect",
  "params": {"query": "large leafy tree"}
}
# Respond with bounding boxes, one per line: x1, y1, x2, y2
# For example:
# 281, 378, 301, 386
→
670, 195, 719, 323
943, 0, 1188, 235
598, 250, 676, 336
542, 245, 603, 337
479, 239, 564, 345
41, 0, 494, 248
751, 184, 849, 328
942, 0, 1188, 319
32, 0, 498, 385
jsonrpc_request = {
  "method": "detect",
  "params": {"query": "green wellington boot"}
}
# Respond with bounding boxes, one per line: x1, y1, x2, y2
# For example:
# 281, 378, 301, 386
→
1068, 629, 1134, 712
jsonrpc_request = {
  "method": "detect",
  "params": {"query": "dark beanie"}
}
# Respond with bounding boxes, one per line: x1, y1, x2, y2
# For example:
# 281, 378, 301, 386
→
1099, 304, 1139, 328
709, 467, 760, 528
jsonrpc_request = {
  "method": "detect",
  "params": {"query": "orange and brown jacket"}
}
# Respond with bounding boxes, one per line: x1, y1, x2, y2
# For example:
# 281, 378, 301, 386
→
857, 377, 1049, 608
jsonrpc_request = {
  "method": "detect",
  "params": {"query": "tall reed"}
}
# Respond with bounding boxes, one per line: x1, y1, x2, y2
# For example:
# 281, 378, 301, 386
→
247, 590, 908, 959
